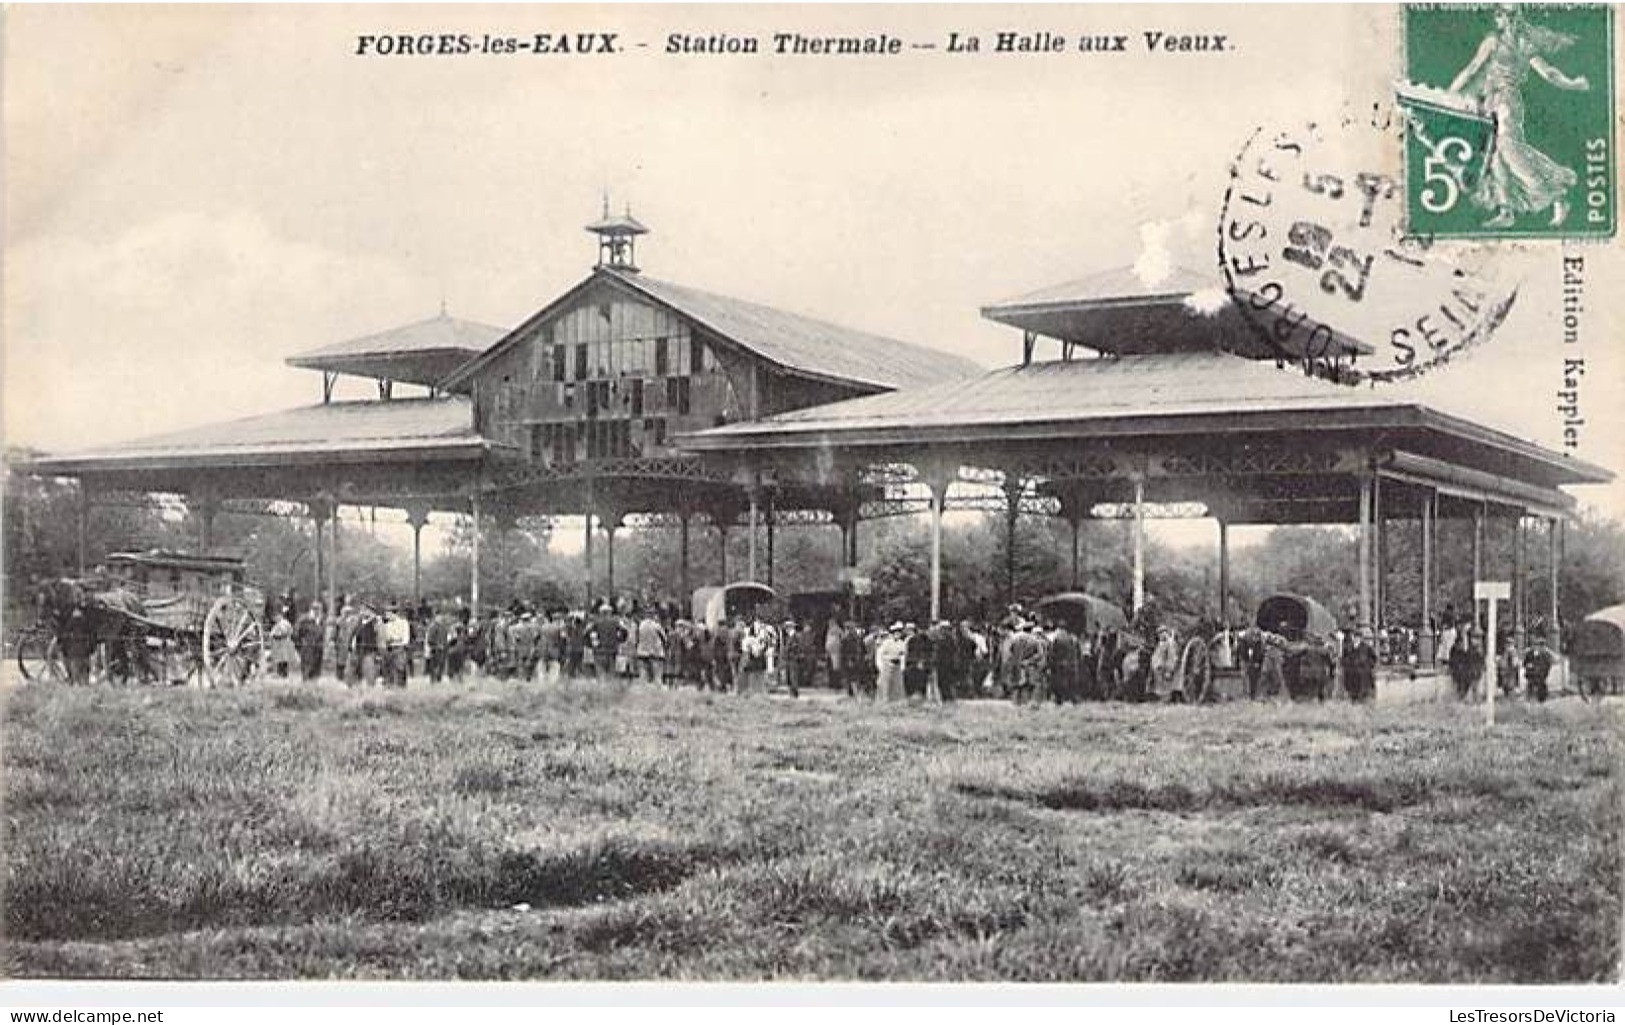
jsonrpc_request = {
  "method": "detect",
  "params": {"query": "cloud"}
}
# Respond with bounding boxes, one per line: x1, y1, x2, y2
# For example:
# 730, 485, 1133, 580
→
1131, 208, 1208, 289
5, 210, 430, 451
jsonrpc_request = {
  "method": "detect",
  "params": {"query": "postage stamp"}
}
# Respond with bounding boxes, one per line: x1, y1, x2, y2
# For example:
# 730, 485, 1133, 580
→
1399, 3, 1615, 239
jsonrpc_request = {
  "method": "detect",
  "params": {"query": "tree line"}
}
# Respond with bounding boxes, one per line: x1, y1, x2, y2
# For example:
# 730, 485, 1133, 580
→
7, 452, 1623, 634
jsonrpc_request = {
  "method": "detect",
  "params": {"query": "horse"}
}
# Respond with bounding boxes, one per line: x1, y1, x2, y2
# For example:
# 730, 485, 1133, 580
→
34, 577, 154, 685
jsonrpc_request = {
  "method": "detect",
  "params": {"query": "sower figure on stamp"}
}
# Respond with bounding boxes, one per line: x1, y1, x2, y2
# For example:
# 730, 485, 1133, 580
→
1448, 4, 1591, 228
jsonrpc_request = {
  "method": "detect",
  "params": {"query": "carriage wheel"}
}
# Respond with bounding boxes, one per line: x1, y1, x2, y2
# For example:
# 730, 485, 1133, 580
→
203, 596, 265, 688
15, 629, 65, 683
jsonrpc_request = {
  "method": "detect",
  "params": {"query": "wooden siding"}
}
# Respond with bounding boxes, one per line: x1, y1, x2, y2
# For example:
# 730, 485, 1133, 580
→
473, 281, 746, 467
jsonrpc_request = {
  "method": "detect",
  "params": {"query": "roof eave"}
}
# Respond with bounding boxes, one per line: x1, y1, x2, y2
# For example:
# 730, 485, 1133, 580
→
21, 438, 498, 476
676, 403, 1429, 453
1416, 407, 1615, 486
287, 347, 483, 370
981, 292, 1195, 322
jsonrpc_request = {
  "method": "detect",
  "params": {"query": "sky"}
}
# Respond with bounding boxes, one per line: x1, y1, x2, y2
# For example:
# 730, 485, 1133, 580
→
6, 4, 1622, 561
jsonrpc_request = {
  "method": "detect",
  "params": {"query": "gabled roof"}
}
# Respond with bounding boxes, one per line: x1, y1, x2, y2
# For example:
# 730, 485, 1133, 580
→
26, 397, 493, 473
686, 351, 1411, 439
287, 312, 508, 386
440, 267, 983, 393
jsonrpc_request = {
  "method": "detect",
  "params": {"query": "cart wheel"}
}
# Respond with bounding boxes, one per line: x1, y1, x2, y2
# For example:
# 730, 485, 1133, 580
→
204, 596, 264, 688
15, 628, 65, 683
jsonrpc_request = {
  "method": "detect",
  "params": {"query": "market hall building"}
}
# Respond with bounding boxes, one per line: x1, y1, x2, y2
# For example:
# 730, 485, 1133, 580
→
20, 214, 1612, 655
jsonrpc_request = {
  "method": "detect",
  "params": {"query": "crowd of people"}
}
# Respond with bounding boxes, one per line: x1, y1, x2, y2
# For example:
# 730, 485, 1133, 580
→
256, 591, 1562, 706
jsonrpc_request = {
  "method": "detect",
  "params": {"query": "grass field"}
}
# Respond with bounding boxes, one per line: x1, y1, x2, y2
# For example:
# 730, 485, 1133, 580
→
2, 677, 1620, 982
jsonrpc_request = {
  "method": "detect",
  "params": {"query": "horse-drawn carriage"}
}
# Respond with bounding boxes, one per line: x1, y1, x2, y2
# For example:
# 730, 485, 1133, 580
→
1572, 603, 1625, 699
1255, 593, 1341, 700
15, 550, 267, 687
690, 582, 778, 631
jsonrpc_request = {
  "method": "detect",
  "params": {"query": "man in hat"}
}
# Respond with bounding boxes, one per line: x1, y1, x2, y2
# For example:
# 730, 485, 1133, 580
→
903, 622, 931, 700
382, 602, 411, 687
1448, 626, 1484, 700
1006, 621, 1046, 704
784, 618, 818, 699
351, 605, 381, 687
1150, 626, 1182, 702
875, 623, 909, 702
635, 606, 668, 686
589, 603, 623, 681
1046, 618, 1083, 704
511, 608, 540, 682
711, 617, 736, 693
425, 603, 450, 684
739, 614, 777, 695
293, 601, 326, 682
841, 620, 870, 699
1523, 632, 1555, 703
825, 618, 847, 696
1342, 626, 1378, 703
929, 619, 961, 702
1236, 626, 1265, 700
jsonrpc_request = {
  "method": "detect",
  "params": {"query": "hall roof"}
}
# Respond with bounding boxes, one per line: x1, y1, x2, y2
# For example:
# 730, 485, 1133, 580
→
680, 351, 1611, 491
441, 266, 984, 393
988, 264, 1216, 311
26, 397, 492, 474
982, 264, 1372, 360
287, 312, 507, 386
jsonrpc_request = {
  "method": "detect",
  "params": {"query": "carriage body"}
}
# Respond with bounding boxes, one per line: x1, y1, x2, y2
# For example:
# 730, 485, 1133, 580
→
1572, 604, 1625, 698
100, 551, 262, 627
1255, 593, 1340, 700
1034, 592, 1129, 639
691, 582, 778, 632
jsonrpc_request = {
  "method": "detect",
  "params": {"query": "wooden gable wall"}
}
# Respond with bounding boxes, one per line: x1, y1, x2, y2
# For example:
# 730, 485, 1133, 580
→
470, 279, 746, 467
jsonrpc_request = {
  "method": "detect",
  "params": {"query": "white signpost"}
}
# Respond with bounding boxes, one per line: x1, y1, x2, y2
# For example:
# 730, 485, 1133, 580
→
1475, 581, 1511, 726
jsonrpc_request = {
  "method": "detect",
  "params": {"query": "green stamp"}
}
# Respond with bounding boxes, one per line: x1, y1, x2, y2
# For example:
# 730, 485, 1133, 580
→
1400, 3, 1615, 238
